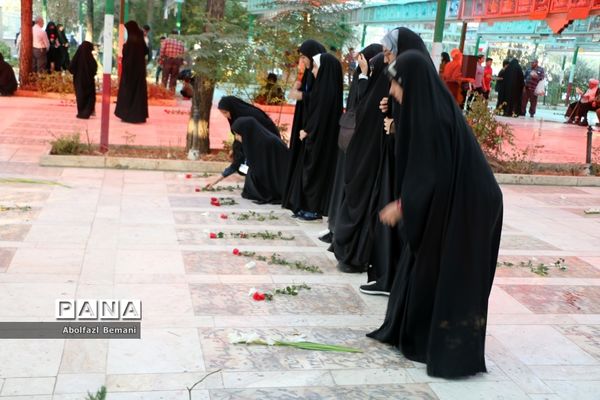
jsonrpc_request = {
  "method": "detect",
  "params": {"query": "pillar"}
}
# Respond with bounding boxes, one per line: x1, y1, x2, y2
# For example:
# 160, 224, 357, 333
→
432, 0, 447, 71
565, 45, 579, 105
100, 0, 115, 153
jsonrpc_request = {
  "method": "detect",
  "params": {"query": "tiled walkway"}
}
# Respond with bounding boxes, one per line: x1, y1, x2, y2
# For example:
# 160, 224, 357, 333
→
0, 160, 599, 399
0, 95, 600, 399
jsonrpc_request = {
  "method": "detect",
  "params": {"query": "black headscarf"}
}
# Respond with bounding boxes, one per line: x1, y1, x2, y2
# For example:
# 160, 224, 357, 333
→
332, 53, 389, 267
500, 58, 524, 116
232, 117, 290, 204
0, 53, 17, 96
68, 41, 97, 119
217, 95, 280, 178
368, 50, 503, 379
346, 43, 383, 110
218, 96, 280, 137
299, 52, 343, 214
45, 22, 59, 71
115, 21, 149, 123
282, 39, 327, 212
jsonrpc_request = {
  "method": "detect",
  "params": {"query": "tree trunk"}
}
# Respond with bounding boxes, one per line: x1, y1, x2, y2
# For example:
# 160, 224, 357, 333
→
19, 0, 33, 86
187, 0, 225, 156
85, 0, 94, 42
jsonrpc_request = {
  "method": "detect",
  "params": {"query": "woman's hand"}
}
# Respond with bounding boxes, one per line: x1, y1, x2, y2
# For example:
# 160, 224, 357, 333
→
204, 175, 224, 190
380, 200, 403, 227
357, 53, 368, 75
379, 97, 389, 114
289, 87, 303, 101
384, 118, 394, 135
299, 130, 308, 141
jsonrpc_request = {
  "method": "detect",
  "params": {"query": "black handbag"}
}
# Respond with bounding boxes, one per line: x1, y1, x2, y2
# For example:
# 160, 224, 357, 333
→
338, 110, 356, 152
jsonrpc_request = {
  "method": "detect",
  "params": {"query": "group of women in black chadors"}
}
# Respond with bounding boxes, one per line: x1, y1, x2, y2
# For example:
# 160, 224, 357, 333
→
209, 27, 504, 379
69, 21, 149, 122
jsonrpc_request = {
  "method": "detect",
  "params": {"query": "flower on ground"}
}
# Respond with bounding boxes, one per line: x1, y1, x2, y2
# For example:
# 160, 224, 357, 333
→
220, 213, 228, 219
253, 292, 266, 301
195, 187, 201, 192
232, 248, 240, 256
185, 173, 192, 179
209, 233, 217, 239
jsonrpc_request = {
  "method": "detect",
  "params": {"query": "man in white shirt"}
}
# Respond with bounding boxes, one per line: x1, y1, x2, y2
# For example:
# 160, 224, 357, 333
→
32, 16, 49, 73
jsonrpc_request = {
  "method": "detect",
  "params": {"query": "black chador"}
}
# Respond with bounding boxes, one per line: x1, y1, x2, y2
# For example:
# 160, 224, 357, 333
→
327, 43, 383, 241
281, 39, 326, 214
231, 117, 290, 204
115, 21, 149, 123
500, 58, 524, 117
368, 51, 503, 379
68, 41, 97, 119
332, 52, 388, 273
217, 96, 281, 180
296, 53, 343, 217
0, 53, 17, 96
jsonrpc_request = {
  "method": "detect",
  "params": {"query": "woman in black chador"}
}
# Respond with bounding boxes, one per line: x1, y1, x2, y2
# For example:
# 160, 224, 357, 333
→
282, 39, 327, 217
231, 117, 290, 204
289, 53, 343, 221
331, 52, 388, 273
57, 24, 70, 72
45, 21, 59, 72
115, 21, 149, 123
500, 58, 524, 117
322, 43, 383, 244
205, 96, 281, 190
0, 53, 18, 96
68, 41, 97, 119
360, 27, 431, 292
368, 50, 503, 379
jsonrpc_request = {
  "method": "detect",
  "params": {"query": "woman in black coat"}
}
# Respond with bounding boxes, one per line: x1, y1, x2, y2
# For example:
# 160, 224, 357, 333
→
231, 116, 290, 204
204, 96, 281, 190
282, 39, 327, 215
68, 41, 97, 119
0, 53, 17, 96
289, 52, 343, 221
368, 50, 503, 379
115, 21, 149, 123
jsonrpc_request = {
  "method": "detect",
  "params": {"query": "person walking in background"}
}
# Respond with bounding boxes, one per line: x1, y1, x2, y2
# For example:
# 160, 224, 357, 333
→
69, 41, 97, 119
57, 24, 70, 72
115, 21, 149, 123
483, 57, 493, 100
32, 16, 49, 73
344, 47, 357, 85
442, 48, 464, 106
160, 30, 185, 93
521, 59, 544, 117
439, 51, 450, 76
495, 59, 510, 111
467, 54, 485, 108
501, 58, 524, 117
45, 21, 60, 72
155, 36, 166, 84
143, 24, 152, 65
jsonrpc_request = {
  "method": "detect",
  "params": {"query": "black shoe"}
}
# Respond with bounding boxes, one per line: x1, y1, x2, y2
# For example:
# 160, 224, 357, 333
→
252, 199, 268, 205
297, 211, 322, 222
291, 210, 303, 219
337, 262, 367, 273
359, 281, 390, 296
318, 231, 333, 243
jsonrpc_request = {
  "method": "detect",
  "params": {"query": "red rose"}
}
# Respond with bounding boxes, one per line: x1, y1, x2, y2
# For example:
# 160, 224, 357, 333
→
185, 173, 192, 179
210, 197, 218, 201
209, 233, 217, 239
220, 213, 228, 219
232, 248, 240, 255
253, 292, 265, 301
195, 187, 201, 192
211, 201, 221, 207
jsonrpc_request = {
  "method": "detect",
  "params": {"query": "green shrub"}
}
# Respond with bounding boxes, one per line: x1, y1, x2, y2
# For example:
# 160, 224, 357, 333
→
50, 133, 83, 155
21, 72, 75, 94
465, 94, 515, 160
86, 386, 106, 400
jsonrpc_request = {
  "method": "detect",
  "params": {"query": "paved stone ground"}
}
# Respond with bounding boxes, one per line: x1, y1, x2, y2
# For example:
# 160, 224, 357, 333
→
0, 152, 600, 399
0, 95, 598, 164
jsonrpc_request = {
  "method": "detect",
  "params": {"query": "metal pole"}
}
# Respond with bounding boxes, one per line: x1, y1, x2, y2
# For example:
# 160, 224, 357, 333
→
117, 0, 125, 79
360, 24, 367, 48
586, 126, 593, 164
432, 0, 447, 71
125, 0, 130, 21
458, 21, 467, 53
176, 2, 182, 34
566, 45, 579, 105
474, 35, 481, 55
79, 1, 84, 44
100, 0, 115, 153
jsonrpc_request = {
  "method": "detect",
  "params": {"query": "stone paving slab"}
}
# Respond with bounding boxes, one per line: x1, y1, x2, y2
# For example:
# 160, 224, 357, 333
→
1, 161, 600, 399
